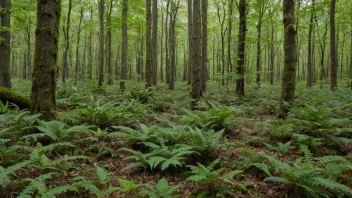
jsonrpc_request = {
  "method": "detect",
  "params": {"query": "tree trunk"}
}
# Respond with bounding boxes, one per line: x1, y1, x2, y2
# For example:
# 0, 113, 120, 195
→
120, 0, 128, 86
330, 0, 337, 90
151, 0, 158, 85
191, 0, 201, 109
160, 12, 164, 82
0, 0, 11, 89
279, 0, 297, 118
307, 0, 315, 87
98, 0, 105, 87
62, 0, 72, 83
145, 0, 152, 87
75, 3, 84, 84
235, 0, 246, 96
30, 0, 61, 121
201, 0, 208, 92
187, 0, 192, 85
26, 17, 32, 80
169, 0, 179, 91
0, 87, 30, 109
107, 0, 113, 85
88, 5, 93, 80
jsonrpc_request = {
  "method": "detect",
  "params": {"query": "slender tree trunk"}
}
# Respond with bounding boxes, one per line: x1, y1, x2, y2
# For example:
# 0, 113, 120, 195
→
279, 0, 297, 118
75, 3, 84, 84
88, 5, 93, 80
62, 0, 72, 83
187, 0, 192, 85
235, 0, 246, 96
26, 17, 32, 80
256, 20, 262, 88
0, 0, 11, 89
201, 0, 208, 92
146, 0, 152, 87
107, 0, 113, 85
120, 0, 128, 90
30, 0, 61, 121
160, 12, 164, 82
169, 0, 179, 90
330, 0, 337, 90
269, 16, 275, 85
191, 0, 201, 109
307, 0, 315, 87
151, 0, 158, 85
82, 32, 87, 79
98, 0, 105, 87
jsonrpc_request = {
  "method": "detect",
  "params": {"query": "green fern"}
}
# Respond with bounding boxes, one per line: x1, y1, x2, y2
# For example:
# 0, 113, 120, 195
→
0, 161, 32, 187
263, 141, 295, 153
18, 172, 53, 198
139, 178, 181, 198
22, 120, 92, 142
96, 166, 111, 185
186, 159, 243, 197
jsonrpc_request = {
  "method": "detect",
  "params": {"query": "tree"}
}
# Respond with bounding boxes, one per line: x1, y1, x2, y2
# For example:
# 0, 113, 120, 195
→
0, 0, 12, 89
151, 0, 158, 85
307, 0, 315, 87
201, 0, 208, 92
330, 0, 337, 91
62, 0, 72, 83
98, 0, 105, 87
254, 0, 268, 88
187, 0, 192, 85
169, 0, 180, 91
191, 0, 201, 109
75, 2, 84, 84
278, 0, 297, 118
120, 0, 128, 90
146, 0, 152, 88
107, 0, 113, 85
235, 0, 246, 96
30, 0, 61, 121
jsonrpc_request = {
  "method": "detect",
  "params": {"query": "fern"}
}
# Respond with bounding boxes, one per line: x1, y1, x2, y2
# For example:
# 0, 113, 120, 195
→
187, 159, 243, 197
18, 172, 53, 198
139, 178, 181, 198
96, 166, 111, 185
263, 141, 295, 153
22, 120, 92, 142
0, 161, 32, 187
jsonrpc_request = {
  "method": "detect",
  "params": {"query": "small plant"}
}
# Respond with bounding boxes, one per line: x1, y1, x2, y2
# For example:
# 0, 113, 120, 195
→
263, 141, 295, 154
116, 178, 142, 195
76, 101, 117, 128
181, 102, 242, 130
108, 124, 164, 147
139, 178, 181, 198
22, 120, 92, 142
188, 127, 224, 156
0, 101, 9, 113
186, 159, 243, 197
128, 87, 156, 103
120, 143, 196, 171
251, 149, 352, 197
0, 161, 32, 188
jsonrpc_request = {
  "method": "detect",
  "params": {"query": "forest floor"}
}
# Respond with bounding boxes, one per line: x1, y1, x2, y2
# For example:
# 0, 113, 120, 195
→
1, 79, 352, 198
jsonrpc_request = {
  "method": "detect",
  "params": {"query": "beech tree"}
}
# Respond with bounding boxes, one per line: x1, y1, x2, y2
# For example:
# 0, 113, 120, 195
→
0, 0, 12, 89
330, 0, 337, 90
30, 0, 61, 121
278, 0, 297, 118
235, 0, 246, 96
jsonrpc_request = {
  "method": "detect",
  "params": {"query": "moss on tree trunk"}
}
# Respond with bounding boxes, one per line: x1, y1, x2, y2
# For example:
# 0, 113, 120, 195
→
0, 87, 30, 109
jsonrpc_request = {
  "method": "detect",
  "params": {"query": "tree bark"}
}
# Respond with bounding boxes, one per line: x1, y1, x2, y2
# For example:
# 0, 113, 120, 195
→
187, 0, 192, 85
330, 0, 337, 90
201, 0, 208, 92
191, 0, 201, 109
30, 0, 61, 121
151, 0, 158, 85
0, 0, 11, 89
107, 0, 113, 85
75, 3, 84, 84
120, 0, 128, 85
278, 0, 297, 118
145, 0, 152, 87
88, 5, 93, 80
98, 0, 105, 87
235, 0, 246, 96
169, 0, 179, 91
62, 0, 72, 83
307, 0, 315, 87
